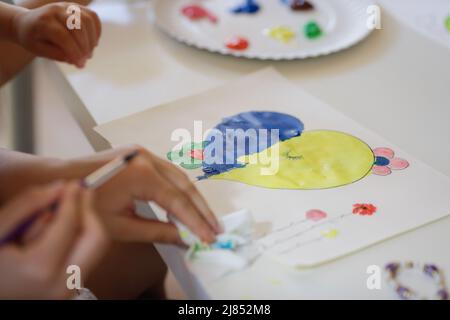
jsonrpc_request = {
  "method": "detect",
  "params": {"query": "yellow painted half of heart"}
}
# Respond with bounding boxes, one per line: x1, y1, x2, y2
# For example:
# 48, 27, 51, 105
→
210, 130, 375, 190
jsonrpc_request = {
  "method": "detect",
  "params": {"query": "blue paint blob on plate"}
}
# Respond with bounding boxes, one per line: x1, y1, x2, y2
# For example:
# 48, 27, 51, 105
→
231, 0, 261, 14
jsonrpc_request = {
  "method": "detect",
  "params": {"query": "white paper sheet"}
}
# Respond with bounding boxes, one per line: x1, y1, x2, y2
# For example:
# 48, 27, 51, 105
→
95, 68, 450, 267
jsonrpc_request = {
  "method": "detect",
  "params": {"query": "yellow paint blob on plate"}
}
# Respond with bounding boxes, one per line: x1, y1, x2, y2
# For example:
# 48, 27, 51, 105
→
264, 26, 296, 43
210, 130, 374, 190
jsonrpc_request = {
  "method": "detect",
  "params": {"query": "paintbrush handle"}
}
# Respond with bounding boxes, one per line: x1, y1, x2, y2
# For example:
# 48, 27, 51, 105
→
0, 201, 59, 246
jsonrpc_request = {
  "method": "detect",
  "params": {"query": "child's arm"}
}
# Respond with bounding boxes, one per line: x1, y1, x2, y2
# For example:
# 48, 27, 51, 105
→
0, 1, 100, 86
0, 2, 30, 84
0, 146, 221, 244
20, 0, 93, 9
0, 39, 33, 85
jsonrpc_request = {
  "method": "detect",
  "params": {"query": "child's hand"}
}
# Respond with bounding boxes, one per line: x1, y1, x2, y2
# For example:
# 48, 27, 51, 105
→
87, 146, 223, 246
0, 181, 109, 299
11, 2, 101, 68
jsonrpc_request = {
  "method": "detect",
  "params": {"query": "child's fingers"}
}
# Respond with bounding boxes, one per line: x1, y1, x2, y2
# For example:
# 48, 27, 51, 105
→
69, 28, 90, 62
20, 211, 53, 244
155, 158, 223, 234
55, 11, 90, 65
58, 7, 101, 64
44, 23, 84, 65
59, 12, 90, 62
82, 15, 97, 56
0, 182, 64, 239
33, 42, 66, 63
65, 190, 109, 283
91, 10, 101, 42
108, 215, 182, 245
143, 167, 216, 243
33, 183, 82, 273
84, 9, 101, 46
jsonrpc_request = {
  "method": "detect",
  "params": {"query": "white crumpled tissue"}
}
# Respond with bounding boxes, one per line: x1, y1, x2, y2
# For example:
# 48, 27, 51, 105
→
170, 209, 260, 281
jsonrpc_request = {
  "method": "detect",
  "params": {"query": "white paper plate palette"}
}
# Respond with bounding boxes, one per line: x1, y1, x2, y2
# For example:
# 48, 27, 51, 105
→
154, 0, 375, 60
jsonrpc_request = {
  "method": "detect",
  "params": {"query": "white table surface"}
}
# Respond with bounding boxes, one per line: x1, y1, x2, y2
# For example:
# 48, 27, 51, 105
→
48, 0, 450, 299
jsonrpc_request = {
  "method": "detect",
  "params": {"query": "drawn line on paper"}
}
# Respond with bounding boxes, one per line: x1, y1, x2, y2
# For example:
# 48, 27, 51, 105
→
257, 203, 377, 253
257, 213, 350, 251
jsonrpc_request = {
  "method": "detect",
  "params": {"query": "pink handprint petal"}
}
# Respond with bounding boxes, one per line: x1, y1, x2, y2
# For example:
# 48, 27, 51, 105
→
373, 147, 394, 159
390, 158, 409, 170
306, 209, 327, 222
372, 165, 391, 176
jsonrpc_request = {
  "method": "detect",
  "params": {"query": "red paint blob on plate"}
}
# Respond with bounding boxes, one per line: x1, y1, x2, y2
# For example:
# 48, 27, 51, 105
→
225, 36, 249, 51
181, 5, 218, 23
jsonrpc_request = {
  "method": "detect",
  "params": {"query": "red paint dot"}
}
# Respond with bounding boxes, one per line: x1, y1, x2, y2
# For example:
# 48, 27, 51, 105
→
181, 5, 217, 23
225, 36, 249, 51
189, 149, 204, 160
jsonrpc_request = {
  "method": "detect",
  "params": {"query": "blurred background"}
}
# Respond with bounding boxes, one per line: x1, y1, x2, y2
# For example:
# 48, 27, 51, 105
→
0, 0, 97, 157
0, 61, 94, 157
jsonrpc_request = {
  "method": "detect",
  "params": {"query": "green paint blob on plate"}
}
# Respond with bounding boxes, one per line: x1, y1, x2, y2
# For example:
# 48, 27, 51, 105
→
304, 21, 322, 39
445, 15, 450, 32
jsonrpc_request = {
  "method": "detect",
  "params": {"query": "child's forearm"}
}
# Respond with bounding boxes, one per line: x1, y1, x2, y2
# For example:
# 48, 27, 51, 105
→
0, 2, 27, 42
0, 147, 133, 205
0, 3, 32, 86
20, 0, 93, 9
0, 149, 65, 204
0, 40, 34, 86
0, 149, 99, 205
